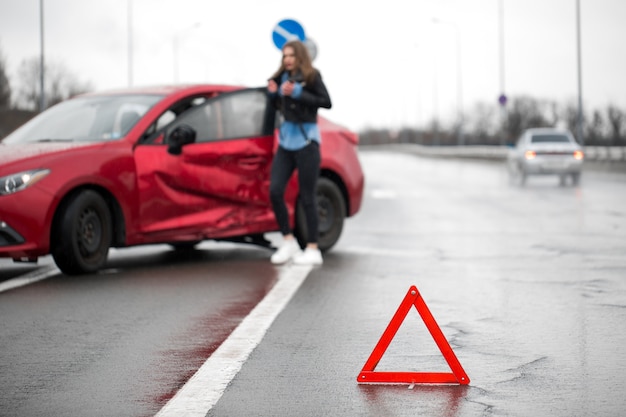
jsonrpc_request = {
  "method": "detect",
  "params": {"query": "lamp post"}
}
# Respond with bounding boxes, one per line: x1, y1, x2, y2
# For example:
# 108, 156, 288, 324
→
127, 0, 133, 87
173, 23, 201, 84
498, 0, 507, 145
432, 18, 464, 146
576, 0, 584, 145
39, 0, 46, 112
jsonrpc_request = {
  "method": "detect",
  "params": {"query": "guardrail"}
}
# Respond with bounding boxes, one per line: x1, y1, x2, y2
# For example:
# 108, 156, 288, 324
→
362, 144, 626, 163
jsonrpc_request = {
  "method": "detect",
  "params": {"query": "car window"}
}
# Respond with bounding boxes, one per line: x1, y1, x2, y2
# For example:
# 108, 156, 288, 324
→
155, 110, 176, 131
531, 134, 571, 143
3, 95, 162, 144
140, 95, 211, 143
167, 89, 269, 143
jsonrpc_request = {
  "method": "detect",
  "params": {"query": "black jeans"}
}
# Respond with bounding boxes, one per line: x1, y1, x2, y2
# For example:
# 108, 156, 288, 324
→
269, 141, 320, 244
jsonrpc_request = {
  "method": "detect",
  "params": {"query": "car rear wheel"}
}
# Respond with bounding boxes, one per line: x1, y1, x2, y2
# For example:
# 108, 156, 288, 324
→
295, 177, 346, 252
52, 190, 112, 275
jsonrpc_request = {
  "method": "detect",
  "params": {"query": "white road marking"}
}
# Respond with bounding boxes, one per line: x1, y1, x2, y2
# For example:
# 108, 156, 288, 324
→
0, 265, 58, 293
155, 264, 312, 417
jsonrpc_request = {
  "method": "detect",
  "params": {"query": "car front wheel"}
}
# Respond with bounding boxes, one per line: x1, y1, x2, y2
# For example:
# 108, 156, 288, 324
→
295, 177, 346, 252
52, 190, 112, 275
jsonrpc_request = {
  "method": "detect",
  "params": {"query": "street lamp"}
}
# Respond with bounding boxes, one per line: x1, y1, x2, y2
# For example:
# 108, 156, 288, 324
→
127, 0, 133, 87
173, 23, 201, 84
576, 0, 584, 145
498, 0, 507, 145
39, 0, 46, 111
432, 18, 464, 146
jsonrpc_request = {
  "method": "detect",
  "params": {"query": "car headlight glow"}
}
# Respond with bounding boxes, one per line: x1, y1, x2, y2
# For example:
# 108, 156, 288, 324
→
0, 169, 51, 195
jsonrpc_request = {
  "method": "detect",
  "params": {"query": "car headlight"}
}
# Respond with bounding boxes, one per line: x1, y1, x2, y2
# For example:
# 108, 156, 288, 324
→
0, 169, 50, 195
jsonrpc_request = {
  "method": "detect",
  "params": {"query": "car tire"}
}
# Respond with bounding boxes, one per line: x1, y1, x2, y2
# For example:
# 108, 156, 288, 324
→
295, 177, 346, 252
572, 173, 581, 185
52, 190, 112, 275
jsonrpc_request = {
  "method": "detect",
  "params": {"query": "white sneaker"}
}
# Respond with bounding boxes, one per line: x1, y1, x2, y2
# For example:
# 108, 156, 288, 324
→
271, 239, 301, 264
293, 248, 323, 266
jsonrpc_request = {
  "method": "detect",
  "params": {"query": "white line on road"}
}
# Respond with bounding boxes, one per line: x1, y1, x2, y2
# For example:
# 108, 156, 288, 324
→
155, 264, 313, 417
0, 265, 58, 294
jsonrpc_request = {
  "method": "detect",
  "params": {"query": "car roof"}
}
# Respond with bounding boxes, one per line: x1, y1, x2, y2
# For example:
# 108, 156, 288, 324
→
77, 84, 247, 98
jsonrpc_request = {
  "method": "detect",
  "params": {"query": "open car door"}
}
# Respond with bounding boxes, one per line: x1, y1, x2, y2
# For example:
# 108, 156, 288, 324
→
133, 88, 278, 242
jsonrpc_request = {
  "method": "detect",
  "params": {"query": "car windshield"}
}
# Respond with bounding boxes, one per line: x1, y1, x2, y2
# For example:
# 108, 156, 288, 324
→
531, 134, 571, 144
3, 94, 163, 144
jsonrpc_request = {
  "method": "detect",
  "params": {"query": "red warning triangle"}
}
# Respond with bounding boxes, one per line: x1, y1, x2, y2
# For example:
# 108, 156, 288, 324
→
357, 285, 470, 385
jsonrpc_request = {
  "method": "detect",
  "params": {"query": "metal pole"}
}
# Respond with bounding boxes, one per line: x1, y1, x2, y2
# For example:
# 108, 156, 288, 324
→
576, 0, 584, 145
128, 0, 133, 87
498, 0, 505, 95
39, 0, 46, 112
498, 0, 507, 145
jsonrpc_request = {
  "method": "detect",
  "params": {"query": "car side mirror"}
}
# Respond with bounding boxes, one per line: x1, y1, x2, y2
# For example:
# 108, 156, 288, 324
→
167, 124, 197, 155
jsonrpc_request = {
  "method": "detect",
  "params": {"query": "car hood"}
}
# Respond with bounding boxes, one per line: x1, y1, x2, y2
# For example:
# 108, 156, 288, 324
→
0, 142, 98, 166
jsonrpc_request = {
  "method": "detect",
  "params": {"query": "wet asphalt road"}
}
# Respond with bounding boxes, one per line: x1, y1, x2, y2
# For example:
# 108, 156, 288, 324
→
2, 149, 626, 417
0, 245, 280, 417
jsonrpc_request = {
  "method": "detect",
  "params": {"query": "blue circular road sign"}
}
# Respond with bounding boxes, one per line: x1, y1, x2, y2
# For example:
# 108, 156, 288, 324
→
272, 19, 306, 50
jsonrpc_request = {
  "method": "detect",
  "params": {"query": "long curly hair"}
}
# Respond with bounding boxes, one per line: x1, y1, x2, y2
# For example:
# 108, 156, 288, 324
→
270, 40, 317, 85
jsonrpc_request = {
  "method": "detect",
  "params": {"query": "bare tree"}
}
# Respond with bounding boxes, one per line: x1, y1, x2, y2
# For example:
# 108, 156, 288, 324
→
504, 96, 552, 140
0, 45, 10, 110
355, 96, 626, 147
585, 110, 606, 146
467, 102, 496, 145
15, 57, 93, 111
607, 105, 625, 147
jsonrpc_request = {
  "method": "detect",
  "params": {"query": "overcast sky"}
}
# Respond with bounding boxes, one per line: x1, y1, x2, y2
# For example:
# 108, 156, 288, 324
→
1, 0, 625, 132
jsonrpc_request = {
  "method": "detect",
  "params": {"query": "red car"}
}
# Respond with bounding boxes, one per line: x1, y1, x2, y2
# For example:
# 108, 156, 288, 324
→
0, 85, 364, 275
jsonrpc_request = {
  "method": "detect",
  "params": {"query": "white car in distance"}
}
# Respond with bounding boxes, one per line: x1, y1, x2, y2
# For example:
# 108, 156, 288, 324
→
507, 128, 584, 186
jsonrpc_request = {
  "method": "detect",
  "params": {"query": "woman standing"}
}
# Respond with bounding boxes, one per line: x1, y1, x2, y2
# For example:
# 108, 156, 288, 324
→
267, 40, 332, 265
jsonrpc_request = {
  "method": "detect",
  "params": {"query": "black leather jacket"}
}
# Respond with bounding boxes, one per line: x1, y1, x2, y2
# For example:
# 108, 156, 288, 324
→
269, 70, 332, 123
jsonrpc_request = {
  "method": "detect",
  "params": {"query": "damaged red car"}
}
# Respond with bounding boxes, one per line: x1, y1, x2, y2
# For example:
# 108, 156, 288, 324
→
0, 85, 364, 275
